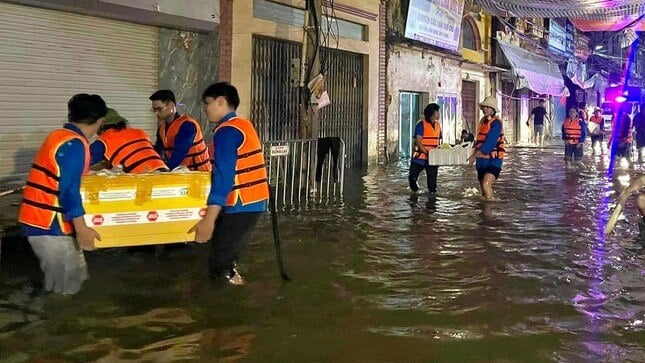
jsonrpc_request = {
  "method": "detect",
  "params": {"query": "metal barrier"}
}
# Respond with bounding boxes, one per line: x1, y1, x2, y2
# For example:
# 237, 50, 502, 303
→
262, 139, 345, 209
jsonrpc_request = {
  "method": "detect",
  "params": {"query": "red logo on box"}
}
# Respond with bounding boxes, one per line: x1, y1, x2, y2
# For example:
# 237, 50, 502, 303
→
92, 215, 104, 226
199, 208, 207, 217
147, 211, 158, 222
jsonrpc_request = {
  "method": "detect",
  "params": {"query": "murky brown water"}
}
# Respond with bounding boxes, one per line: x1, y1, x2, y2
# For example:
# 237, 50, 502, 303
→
1, 145, 644, 362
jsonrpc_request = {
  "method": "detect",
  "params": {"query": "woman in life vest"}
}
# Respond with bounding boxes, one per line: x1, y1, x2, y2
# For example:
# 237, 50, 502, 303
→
561, 107, 587, 168
588, 107, 605, 155
90, 108, 169, 173
467, 96, 505, 200
409, 103, 442, 194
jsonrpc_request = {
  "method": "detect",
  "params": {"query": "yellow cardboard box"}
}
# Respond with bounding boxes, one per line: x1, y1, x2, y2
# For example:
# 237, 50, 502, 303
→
81, 172, 210, 248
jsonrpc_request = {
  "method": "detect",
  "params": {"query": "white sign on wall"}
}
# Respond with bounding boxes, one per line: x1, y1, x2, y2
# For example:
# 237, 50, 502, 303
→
270, 145, 289, 156
404, 0, 465, 52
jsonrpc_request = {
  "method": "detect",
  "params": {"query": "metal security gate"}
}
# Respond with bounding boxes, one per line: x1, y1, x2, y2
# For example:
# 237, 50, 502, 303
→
0, 2, 158, 180
251, 36, 364, 166
319, 48, 364, 167
251, 36, 302, 142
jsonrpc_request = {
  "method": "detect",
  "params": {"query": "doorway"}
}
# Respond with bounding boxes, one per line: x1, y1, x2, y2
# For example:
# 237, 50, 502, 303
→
399, 92, 421, 159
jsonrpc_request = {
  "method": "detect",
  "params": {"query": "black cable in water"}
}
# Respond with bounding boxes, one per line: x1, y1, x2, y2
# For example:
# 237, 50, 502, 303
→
268, 184, 291, 281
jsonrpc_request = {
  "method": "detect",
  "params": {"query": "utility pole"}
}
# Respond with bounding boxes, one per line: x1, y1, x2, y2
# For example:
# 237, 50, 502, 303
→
300, 0, 323, 139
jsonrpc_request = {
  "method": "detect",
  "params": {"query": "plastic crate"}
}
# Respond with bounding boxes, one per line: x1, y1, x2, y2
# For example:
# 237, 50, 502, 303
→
426, 143, 472, 166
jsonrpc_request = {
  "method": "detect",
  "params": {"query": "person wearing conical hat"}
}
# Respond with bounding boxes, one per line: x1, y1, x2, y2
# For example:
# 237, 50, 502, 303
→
467, 96, 505, 200
588, 107, 605, 155
90, 108, 169, 173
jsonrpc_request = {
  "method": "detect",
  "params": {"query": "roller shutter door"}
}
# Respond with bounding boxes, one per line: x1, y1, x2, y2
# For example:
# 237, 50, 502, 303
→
0, 2, 158, 180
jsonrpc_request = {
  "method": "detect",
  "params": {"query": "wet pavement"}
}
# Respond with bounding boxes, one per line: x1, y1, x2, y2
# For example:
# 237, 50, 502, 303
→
1, 143, 644, 362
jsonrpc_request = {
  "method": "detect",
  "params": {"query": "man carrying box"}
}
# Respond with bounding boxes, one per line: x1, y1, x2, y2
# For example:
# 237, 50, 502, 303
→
18, 94, 107, 295
409, 103, 443, 194
150, 90, 211, 172
90, 108, 169, 173
191, 82, 269, 286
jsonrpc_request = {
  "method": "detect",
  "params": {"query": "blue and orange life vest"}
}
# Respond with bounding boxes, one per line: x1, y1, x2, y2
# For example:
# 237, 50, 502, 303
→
214, 117, 269, 206
99, 128, 168, 173
158, 115, 211, 171
19, 129, 90, 234
412, 120, 441, 161
475, 116, 505, 159
563, 117, 583, 145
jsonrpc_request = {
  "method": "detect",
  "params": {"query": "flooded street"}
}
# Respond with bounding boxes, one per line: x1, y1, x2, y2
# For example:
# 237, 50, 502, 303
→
1, 145, 644, 362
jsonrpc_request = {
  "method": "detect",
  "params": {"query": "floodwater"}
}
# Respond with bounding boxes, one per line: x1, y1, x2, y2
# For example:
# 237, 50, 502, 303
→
1, 145, 644, 362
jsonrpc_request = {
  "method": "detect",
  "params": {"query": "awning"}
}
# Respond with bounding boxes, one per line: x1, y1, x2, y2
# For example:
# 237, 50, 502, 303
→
497, 40, 570, 97
570, 18, 645, 32
475, 0, 645, 21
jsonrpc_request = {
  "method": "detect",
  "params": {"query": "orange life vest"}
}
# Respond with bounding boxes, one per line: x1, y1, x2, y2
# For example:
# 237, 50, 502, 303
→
475, 116, 505, 159
563, 117, 583, 145
412, 120, 441, 161
214, 117, 269, 206
98, 128, 168, 173
19, 129, 90, 234
158, 115, 211, 171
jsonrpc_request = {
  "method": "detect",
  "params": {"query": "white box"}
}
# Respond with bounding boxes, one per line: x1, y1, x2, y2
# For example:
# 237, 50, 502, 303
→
426, 144, 472, 165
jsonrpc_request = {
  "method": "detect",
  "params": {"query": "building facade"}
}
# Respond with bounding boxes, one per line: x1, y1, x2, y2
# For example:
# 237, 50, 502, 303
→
226, 0, 382, 166
384, 0, 493, 161
0, 0, 220, 181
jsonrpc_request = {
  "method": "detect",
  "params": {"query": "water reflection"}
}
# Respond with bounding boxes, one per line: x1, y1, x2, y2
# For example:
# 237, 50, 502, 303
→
1, 145, 644, 361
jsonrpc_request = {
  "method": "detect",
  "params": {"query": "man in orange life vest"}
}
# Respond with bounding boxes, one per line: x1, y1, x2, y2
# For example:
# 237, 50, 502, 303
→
191, 82, 269, 286
562, 107, 587, 168
90, 108, 169, 173
409, 103, 442, 194
18, 94, 107, 295
467, 96, 505, 200
149, 90, 211, 172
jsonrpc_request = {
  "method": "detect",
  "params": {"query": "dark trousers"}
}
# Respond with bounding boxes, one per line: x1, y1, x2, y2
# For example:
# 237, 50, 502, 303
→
408, 162, 438, 192
208, 212, 262, 278
316, 137, 341, 182
617, 142, 632, 158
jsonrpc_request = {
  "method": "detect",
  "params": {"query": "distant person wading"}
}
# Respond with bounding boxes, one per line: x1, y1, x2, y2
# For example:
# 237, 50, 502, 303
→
408, 103, 443, 194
